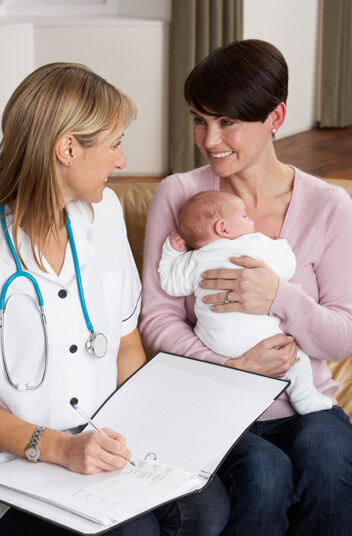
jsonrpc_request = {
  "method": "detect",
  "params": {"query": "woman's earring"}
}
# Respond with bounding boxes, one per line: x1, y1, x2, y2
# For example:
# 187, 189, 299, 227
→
272, 128, 277, 134
67, 161, 72, 166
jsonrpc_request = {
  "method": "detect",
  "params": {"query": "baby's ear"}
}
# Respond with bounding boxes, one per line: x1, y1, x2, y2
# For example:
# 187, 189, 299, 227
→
214, 219, 227, 236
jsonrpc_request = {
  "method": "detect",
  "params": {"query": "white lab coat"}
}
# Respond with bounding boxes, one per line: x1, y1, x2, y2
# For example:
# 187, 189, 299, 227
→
0, 188, 141, 467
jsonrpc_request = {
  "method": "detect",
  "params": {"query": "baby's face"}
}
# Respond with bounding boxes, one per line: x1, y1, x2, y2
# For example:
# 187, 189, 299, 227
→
225, 197, 255, 239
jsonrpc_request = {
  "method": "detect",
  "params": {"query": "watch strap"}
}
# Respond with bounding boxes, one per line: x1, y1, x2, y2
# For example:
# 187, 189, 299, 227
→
25, 425, 46, 462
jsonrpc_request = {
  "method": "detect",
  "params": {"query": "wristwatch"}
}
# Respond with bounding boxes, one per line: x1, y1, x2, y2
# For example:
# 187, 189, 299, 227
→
25, 425, 46, 462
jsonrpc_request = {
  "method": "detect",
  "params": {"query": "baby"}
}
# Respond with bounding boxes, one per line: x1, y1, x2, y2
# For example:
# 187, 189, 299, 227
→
158, 190, 332, 415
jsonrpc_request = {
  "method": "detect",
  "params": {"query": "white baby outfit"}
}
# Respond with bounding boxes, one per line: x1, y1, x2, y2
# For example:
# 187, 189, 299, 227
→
159, 233, 332, 415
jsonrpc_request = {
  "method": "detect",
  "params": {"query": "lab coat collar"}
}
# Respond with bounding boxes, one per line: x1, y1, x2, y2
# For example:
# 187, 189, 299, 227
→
8, 202, 94, 286
58, 201, 94, 285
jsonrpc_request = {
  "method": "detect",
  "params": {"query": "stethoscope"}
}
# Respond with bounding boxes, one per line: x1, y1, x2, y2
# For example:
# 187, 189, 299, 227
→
0, 206, 108, 391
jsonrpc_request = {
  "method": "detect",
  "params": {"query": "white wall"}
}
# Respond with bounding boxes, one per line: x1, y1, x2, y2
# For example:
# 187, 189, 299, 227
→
33, 19, 169, 175
0, 15, 169, 175
119, 0, 319, 138
0, 0, 119, 16
243, 0, 319, 139
118, 0, 320, 140
0, 23, 35, 132
0, 0, 320, 174
118, 0, 171, 20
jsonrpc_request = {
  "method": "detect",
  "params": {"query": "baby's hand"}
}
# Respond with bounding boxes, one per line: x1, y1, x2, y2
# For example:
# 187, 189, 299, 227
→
169, 231, 186, 252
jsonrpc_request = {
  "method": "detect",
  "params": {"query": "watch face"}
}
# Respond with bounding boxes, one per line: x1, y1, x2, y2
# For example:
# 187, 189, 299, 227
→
26, 445, 40, 461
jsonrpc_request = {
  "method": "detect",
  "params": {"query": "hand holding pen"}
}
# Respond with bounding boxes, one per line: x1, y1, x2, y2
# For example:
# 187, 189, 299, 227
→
70, 398, 136, 467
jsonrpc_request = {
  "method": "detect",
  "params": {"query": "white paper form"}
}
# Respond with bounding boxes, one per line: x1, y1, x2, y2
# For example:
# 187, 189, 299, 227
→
0, 352, 288, 534
0, 459, 203, 535
88, 352, 288, 475
69, 458, 200, 520
0, 457, 201, 523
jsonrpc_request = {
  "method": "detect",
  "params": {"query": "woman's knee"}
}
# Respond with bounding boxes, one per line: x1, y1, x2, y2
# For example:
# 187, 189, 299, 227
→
291, 407, 352, 500
219, 433, 293, 503
286, 409, 352, 535
176, 475, 230, 536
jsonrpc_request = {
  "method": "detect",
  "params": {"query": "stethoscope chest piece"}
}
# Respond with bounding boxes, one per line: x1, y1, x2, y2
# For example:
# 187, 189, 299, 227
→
87, 331, 108, 358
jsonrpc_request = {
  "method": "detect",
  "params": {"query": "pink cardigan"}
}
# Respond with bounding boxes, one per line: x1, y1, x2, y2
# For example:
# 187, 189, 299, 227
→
140, 166, 352, 420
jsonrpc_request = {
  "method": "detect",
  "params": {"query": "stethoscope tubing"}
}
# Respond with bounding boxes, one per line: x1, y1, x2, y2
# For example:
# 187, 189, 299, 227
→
0, 206, 49, 390
0, 206, 107, 390
0, 271, 44, 309
0, 302, 49, 390
0, 207, 45, 307
65, 214, 93, 332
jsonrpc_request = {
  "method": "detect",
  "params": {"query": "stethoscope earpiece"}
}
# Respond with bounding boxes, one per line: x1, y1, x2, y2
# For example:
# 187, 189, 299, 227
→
26, 379, 37, 388
16, 379, 36, 390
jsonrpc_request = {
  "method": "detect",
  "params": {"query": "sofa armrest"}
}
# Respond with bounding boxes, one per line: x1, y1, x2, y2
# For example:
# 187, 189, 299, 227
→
328, 358, 352, 416
108, 182, 158, 279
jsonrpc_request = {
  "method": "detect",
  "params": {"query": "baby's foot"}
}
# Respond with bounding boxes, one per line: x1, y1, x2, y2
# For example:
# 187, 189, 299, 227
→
290, 389, 332, 415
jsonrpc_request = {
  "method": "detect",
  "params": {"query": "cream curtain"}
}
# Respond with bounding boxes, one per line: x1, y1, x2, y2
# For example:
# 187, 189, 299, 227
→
170, 0, 243, 173
317, 0, 352, 128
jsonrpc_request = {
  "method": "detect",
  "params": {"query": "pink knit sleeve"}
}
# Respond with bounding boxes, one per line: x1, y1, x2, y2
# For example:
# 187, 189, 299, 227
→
139, 177, 227, 365
271, 186, 352, 362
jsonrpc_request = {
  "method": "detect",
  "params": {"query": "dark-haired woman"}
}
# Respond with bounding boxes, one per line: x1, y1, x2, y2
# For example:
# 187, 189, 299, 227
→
140, 40, 352, 535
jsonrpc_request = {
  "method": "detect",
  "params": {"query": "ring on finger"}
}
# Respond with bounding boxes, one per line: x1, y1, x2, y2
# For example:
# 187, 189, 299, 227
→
224, 290, 231, 304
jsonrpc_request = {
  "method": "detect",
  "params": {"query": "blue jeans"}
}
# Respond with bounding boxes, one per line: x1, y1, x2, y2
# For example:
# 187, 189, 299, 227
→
218, 406, 352, 536
0, 474, 229, 536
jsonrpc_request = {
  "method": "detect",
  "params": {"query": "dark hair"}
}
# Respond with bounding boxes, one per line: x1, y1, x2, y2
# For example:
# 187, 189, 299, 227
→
184, 39, 288, 123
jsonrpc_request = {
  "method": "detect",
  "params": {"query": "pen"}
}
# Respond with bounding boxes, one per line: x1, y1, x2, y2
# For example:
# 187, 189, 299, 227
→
70, 397, 135, 466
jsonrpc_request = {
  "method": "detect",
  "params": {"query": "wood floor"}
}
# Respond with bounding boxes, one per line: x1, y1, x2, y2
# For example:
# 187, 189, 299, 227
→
110, 126, 352, 183
274, 126, 352, 180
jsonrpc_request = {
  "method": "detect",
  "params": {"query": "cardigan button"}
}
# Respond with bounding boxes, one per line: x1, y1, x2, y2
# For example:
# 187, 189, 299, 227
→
69, 345, 78, 354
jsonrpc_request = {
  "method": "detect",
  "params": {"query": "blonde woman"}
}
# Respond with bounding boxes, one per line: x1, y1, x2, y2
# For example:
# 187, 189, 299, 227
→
0, 63, 229, 536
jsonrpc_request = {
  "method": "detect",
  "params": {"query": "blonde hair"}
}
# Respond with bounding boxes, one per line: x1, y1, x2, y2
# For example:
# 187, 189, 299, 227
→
0, 62, 136, 270
179, 191, 233, 249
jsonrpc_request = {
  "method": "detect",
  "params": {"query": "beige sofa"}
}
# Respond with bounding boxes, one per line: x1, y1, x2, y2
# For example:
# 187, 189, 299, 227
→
108, 178, 352, 421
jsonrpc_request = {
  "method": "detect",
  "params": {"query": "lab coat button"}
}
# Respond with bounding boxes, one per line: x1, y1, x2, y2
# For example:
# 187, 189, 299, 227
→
58, 289, 68, 299
69, 345, 78, 353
